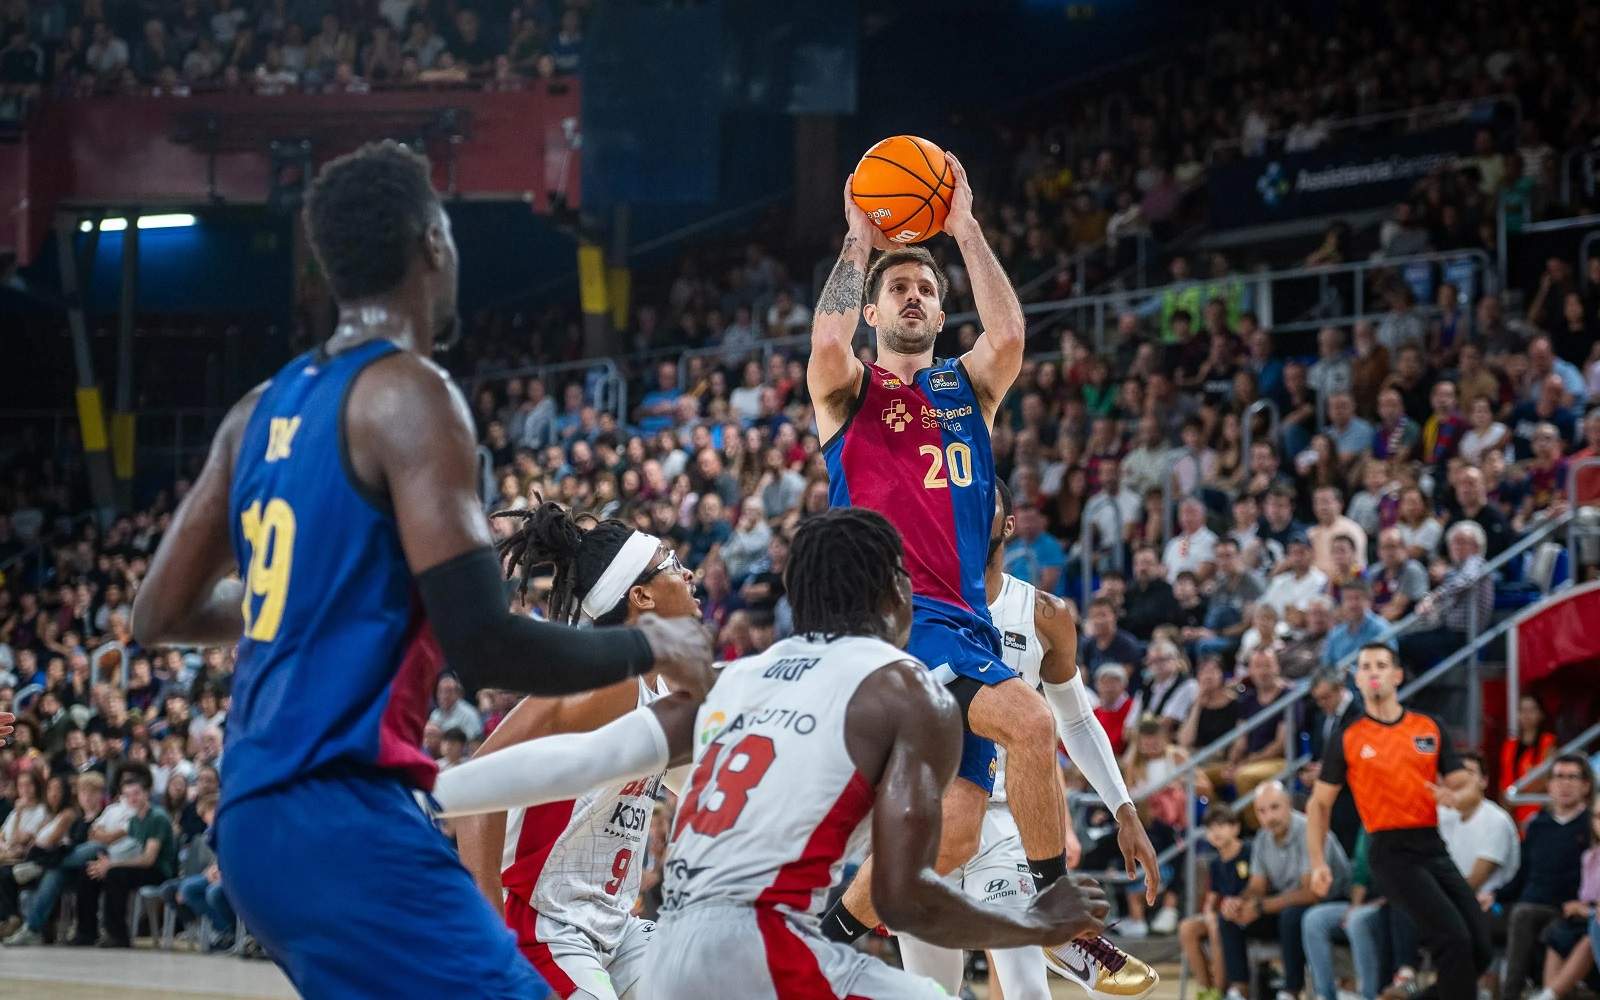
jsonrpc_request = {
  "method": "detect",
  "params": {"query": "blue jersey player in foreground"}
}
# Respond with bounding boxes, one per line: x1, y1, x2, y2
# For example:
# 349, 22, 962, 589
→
131, 141, 712, 998
807, 159, 1159, 989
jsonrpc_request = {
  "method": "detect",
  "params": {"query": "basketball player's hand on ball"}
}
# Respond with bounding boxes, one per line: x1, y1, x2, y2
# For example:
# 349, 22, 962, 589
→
842, 175, 893, 252
1309, 864, 1333, 899
636, 614, 714, 699
1029, 873, 1110, 944
942, 153, 977, 241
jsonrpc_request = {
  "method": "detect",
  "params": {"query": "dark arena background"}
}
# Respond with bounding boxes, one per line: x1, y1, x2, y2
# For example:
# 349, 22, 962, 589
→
2, 0, 1600, 997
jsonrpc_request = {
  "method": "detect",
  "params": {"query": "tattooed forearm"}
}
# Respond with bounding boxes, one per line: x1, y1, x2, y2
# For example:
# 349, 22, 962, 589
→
816, 238, 866, 315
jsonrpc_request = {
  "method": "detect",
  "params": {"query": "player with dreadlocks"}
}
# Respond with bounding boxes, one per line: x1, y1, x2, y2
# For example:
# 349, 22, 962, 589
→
646, 507, 1112, 999
440, 500, 706, 1000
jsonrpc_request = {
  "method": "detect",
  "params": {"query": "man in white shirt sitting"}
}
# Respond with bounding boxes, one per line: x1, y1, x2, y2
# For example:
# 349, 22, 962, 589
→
1164, 497, 1218, 584
1258, 534, 1330, 630
1437, 751, 1520, 900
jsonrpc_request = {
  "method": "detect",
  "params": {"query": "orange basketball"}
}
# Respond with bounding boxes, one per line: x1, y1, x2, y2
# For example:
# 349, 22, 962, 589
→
850, 135, 955, 245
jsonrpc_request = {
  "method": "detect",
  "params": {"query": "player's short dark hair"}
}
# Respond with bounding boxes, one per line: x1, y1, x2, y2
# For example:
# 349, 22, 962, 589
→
865, 246, 948, 307
118, 761, 153, 792
494, 499, 642, 627
995, 479, 1014, 522
304, 140, 439, 302
1358, 642, 1400, 668
1458, 750, 1486, 774
787, 508, 905, 639
1203, 802, 1239, 827
442, 727, 467, 744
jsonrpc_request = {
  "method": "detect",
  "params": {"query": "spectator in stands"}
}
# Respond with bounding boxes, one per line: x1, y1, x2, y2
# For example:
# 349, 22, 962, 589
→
1513, 374, 1579, 460
1439, 750, 1521, 906
1373, 384, 1421, 464
1442, 465, 1516, 560
1400, 519, 1494, 719
1526, 798, 1600, 1000
1421, 380, 1466, 469
1003, 503, 1065, 594
1220, 781, 1349, 1000
1163, 497, 1217, 584
1498, 755, 1595, 999
1090, 664, 1139, 759
1082, 594, 1142, 680
1568, 407, 1600, 505
1395, 486, 1443, 562
1323, 392, 1373, 463
86, 20, 129, 81
1123, 546, 1181, 642
1258, 535, 1328, 630
1461, 395, 1513, 465
1123, 415, 1173, 499
1502, 695, 1560, 830
1187, 536, 1260, 664
1307, 326, 1352, 400
75, 762, 176, 948
427, 674, 482, 742
1141, 639, 1198, 734
170, 793, 236, 951
1276, 594, 1332, 680
1321, 579, 1390, 668
1180, 804, 1248, 997
1307, 486, 1366, 578
1118, 716, 1191, 937
1225, 649, 1291, 808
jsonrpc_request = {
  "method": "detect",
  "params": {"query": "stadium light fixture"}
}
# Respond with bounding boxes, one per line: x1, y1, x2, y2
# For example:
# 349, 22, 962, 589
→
78, 214, 198, 233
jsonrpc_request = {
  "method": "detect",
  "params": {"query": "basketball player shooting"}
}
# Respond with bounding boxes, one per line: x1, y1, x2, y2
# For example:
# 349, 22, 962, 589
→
129, 142, 712, 998
807, 156, 1161, 961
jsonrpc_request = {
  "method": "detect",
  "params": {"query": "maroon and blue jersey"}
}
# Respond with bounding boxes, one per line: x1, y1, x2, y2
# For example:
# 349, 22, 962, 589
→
223, 339, 442, 814
823, 358, 1012, 792
823, 359, 996, 618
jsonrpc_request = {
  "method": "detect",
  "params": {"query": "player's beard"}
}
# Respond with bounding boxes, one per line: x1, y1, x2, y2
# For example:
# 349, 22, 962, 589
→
987, 532, 1005, 566
879, 319, 937, 356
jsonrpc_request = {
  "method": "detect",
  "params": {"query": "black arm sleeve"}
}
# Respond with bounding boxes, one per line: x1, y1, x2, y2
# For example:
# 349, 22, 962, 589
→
416, 546, 654, 695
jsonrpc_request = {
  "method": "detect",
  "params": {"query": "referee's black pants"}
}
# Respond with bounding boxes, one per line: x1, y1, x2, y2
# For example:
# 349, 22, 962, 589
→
1368, 828, 1492, 999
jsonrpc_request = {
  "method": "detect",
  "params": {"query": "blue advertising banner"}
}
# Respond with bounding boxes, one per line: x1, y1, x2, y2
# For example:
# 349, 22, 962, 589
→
1208, 123, 1480, 229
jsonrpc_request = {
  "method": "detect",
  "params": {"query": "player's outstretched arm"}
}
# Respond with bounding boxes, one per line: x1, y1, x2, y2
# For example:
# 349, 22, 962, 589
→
852, 660, 1109, 949
943, 154, 1023, 422
345, 352, 712, 697
1035, 592, 1162, 902
453, 682, 641, 913
133, 386, 264, 646
808, 176, 884, 444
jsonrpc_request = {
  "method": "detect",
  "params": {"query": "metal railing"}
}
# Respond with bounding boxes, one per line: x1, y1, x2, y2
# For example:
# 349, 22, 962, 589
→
1076, 490, 1129, 603
1240, 399, 1280, 466
465, 358, 628, 430
1505, 720, 1600, 807
1561, 145, 1600, 208
1012, 250, 1492, 354
1567, 457, 1600, 582
1206, 95, 1518, 163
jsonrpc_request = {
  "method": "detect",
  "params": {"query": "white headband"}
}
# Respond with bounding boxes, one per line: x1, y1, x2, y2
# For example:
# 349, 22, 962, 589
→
580, 532, 662, 622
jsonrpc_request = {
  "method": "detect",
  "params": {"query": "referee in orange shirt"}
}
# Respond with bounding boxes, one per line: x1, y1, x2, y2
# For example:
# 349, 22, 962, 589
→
1305, 643, 1491, 999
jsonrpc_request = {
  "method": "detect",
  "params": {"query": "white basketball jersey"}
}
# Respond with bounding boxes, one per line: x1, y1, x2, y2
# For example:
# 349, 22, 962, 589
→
660, 633, 904, 918
988, 574, 1043, 804
500, 676, 670, 949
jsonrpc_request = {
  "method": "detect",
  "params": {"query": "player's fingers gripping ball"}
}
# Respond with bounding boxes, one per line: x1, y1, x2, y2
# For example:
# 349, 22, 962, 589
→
850, 135, 956, 245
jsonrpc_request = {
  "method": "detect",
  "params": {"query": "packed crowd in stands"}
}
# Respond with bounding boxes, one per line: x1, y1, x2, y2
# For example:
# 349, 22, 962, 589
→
2, 1, 1600, 994
0, 0, 584, 100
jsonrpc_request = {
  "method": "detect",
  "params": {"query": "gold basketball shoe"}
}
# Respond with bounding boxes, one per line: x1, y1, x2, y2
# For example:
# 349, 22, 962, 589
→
1043, 933, 1160, 998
